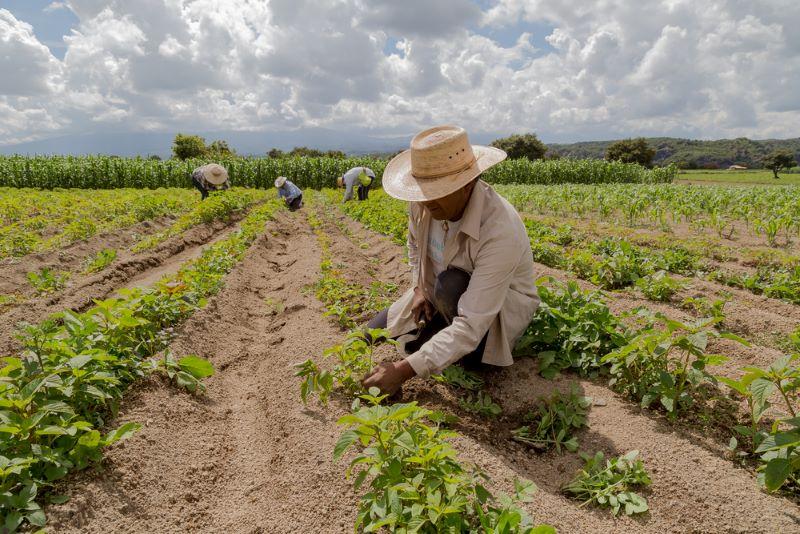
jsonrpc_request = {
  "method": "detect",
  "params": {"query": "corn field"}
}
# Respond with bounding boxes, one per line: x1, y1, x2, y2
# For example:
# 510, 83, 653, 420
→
0, 155, 675, 190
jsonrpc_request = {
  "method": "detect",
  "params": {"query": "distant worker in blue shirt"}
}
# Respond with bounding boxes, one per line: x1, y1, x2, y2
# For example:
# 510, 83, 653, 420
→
338, 166, 375, 202
274, 176, 303, 211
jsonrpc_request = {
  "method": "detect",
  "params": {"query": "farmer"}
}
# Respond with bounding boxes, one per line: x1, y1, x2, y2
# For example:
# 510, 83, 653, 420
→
363, 125, 539, 395
339, 166, 375, 202
275, 176, 303, 211
191, 163, 230, 200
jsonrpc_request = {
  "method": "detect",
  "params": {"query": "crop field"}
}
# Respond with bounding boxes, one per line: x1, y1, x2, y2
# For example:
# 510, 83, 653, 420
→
677, 169, 800, 186
1, 178, 800, 533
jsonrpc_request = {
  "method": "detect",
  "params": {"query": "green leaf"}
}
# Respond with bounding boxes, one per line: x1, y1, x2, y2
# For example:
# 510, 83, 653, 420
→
177, 355, 215, 379
334, 430, 359, 461
763, 458, 792, 492
104, 422, 141, 445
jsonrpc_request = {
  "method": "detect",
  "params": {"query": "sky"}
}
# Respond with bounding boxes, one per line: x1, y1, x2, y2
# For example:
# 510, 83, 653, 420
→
0, 0, 799, 149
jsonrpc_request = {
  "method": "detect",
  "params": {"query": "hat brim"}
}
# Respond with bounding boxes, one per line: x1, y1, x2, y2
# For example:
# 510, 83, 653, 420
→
382, 145, 506, 202
205, 174, 228, 185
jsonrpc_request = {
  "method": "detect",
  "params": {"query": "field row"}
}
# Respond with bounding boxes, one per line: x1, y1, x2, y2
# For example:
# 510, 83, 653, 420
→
329, 189, 800, 501
0, 195, 285, 530
0, 155, 676, 190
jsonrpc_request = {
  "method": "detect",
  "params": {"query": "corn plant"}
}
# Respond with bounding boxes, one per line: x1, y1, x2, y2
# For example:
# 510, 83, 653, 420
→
563, 450, 651, 516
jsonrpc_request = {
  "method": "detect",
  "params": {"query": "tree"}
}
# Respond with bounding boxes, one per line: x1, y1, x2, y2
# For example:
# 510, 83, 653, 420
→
762, 150, 797, 179
207, 139, 236, 157
172, 134, 207, 160
267, 148, 285, 158
605, 138, 656, 167
490, 133, 547, 160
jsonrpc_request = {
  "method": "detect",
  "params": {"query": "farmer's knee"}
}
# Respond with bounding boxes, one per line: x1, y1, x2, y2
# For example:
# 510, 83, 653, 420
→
433, 268, 470, 322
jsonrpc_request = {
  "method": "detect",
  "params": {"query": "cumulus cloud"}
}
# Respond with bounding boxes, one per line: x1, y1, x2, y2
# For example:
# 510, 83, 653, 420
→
0, 0, 798, 147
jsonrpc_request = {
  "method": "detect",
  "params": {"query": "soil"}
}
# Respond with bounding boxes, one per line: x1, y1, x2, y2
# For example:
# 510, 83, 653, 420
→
42, 205, 800, 533
0, 213, 247, 356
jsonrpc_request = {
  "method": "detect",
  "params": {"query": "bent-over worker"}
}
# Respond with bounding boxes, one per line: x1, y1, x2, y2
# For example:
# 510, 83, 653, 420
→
363, 125, 539, 395
191, 163, 230, 200
339, 166, 375, 202
275, 176, 303, 211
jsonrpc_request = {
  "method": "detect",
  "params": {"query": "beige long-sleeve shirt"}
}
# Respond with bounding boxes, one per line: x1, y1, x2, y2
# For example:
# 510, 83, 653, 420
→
386, 180, 539, 378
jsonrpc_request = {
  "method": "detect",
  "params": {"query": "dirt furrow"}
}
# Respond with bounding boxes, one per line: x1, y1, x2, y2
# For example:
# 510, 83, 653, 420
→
0, 213, 247, 355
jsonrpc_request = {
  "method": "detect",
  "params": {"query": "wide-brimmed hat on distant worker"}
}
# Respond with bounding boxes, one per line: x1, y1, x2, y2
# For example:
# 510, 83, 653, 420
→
381, 125, 506, 202
274, 176, 287, 188
200, 163, 229, 185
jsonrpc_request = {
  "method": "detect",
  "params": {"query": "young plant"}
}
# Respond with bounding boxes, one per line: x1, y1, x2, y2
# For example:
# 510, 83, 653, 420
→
459, 391, 502, 418
335, 389, 555, 533
515, 277, 628, 378
153, 352, 215, 394
512, 386, 591, 453
680, 295, 727, 324
433, 364, 485, 391
83, 248, 117, 274
563, 450, 651, 516
636, 270, 685, 302
295, 328, 391, 405
26, 267, 70, 294
602, 315, 746, 418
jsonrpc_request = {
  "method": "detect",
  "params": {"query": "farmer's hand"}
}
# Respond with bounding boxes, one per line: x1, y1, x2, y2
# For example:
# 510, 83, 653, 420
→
411, 287, 434, 325
362, 360, 416, 396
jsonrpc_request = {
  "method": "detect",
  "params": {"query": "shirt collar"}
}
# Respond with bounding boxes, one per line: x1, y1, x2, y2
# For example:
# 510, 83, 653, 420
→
456, 180, 486, 241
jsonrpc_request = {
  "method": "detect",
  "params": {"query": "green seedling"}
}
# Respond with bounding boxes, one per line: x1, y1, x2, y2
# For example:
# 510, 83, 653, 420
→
335, 388, 555, 533
512, 386, 591, 453
563, 450, 651, 516
295, 328, 392, 405
154, 352, 215, 394
602, 315, 746, 418
433, 364, 484, 390
26, 267, 70, 294
636, 270, 685, 302
459, 391, 502, 418
83, 248, 117, 274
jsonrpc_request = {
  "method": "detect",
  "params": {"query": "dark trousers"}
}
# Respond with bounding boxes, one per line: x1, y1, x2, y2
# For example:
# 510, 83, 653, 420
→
368, 267, 487, 367
192, 176, 209, 200
357, 184, 370, 201
288, 194, 303, 211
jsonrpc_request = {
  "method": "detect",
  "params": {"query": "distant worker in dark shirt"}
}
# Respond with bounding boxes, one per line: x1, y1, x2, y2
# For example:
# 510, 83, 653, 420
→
338, 166, 375, 202
191, 163, 230, 200
275, 176, 303, 211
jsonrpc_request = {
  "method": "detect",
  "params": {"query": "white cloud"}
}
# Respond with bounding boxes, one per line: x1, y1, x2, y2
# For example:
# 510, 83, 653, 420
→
0, 0, 798, 147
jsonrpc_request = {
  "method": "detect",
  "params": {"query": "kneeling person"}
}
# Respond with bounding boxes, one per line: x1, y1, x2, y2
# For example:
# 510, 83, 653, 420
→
191, 163, 230, 200
275, 176, 303, 211
364, 125, 539, 395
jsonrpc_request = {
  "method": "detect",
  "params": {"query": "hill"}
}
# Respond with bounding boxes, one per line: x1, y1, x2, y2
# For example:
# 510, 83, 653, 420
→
547, 137, 800, 169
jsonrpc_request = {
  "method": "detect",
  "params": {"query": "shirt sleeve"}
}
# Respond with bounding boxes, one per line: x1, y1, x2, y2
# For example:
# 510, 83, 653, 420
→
404, 231, 524, 378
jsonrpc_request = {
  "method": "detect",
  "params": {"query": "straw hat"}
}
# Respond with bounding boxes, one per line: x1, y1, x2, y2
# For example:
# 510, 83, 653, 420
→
336, 176, 344, 188
382, 125, 506, 202
274, 176, 287, 188
201, 163, 229, 185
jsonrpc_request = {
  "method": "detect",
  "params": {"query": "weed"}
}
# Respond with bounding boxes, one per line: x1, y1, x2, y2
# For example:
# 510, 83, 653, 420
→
433, 365, 484, 391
